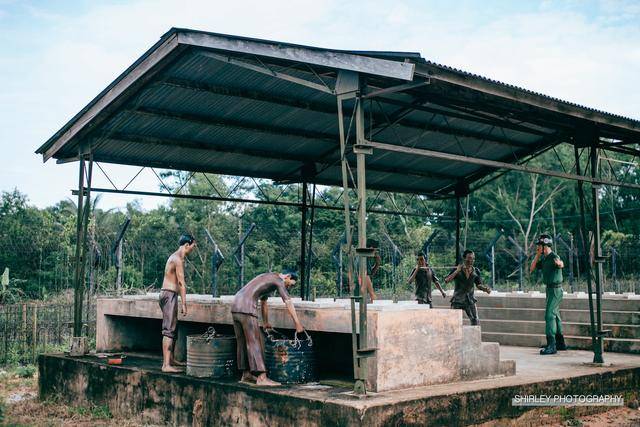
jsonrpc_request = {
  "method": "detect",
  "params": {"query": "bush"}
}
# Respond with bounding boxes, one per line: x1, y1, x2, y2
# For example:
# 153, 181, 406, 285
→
15, 365, 36, 378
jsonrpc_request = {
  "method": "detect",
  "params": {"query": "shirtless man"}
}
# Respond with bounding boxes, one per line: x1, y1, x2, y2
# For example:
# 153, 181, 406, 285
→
159, 234, 196, 372
231, 270, 304, 386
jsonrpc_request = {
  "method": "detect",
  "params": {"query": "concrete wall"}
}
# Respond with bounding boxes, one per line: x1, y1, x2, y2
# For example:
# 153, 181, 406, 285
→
372, 308, 462, 391
96, 295, 514, 392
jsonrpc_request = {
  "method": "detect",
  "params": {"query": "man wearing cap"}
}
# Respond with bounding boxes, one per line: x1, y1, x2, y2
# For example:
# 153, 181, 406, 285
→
530, 234, 567, 355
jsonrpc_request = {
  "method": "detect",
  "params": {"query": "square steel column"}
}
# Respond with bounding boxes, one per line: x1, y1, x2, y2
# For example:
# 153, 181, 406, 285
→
589, 145, 606, 362
73, 152, 92, 337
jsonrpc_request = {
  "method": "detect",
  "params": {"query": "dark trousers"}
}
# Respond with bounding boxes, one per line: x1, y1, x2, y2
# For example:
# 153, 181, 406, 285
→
232, 312, 266, 374
451, 301, 479, 325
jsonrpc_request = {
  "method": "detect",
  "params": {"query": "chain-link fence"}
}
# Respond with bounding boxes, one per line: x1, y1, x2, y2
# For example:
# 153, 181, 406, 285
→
0, 302, 96, 365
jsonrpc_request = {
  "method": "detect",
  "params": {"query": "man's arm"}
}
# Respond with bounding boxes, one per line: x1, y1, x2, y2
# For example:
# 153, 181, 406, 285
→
474, 270, 491, 294
407, 267, 417, 285
176, 258, 188, 316
285, 299, 304, 333
554, 254, 564, 269
275, 280, 304, 333
445, 265, 462, 283
530, 246, 542, 274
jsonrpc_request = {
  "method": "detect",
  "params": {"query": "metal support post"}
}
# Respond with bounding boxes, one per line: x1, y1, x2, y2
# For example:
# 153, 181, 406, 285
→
590, 145, 606, 361
305, 184, 317, 301
355, 94, 371, 394
455, 195, 461, 264
574, 145, 601, 363
204, 228, 225, 297
336, 93, 358, 386
73, 155, 86, 337
300, 181, 308, 300
421, 230, 440, 262
79, 156, 92, 331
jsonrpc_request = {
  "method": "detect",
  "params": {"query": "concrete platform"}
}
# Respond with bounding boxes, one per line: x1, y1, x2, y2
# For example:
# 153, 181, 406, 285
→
97, 294, 514, 392
38, 347, 640, 426
432, 292, 640, 353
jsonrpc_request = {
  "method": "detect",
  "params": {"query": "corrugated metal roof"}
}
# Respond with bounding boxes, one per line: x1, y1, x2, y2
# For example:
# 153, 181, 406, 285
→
36, 28, 640, 197
418, 60, 639, 125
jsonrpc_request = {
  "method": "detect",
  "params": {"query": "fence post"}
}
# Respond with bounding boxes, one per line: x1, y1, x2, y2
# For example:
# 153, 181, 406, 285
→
3, 308, 7, 365
611, 247, 618, 294
32, 305, 38, 363
22, 303, 27, 364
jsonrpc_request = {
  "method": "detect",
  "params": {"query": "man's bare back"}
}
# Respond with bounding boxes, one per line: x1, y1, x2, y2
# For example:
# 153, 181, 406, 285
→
162, 251, 182, 293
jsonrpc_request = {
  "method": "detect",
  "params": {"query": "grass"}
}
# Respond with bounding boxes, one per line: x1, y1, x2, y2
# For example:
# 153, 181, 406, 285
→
0, 366, 151, 426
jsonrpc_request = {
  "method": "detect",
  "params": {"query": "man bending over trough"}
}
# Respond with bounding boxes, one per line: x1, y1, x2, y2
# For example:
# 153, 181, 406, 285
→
231, 270, 304, 386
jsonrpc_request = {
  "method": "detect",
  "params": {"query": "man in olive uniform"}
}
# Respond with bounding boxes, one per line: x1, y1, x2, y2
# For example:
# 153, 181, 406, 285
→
530, 234, 567, 355
445, 250, 491, 325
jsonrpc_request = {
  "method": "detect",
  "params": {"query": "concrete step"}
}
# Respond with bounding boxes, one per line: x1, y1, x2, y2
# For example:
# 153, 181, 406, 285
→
462, 325, 482, 348
431, 295, 640, 311
432, 307, 640, 325
480, 342, 500, 374
481, 332, 640, 353
463, 319, 640, 339
499, 359, 516, 376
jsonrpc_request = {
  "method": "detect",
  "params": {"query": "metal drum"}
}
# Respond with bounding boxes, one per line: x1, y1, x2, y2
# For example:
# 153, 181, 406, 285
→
186, 328, 237, 378
264, 330, 317, 384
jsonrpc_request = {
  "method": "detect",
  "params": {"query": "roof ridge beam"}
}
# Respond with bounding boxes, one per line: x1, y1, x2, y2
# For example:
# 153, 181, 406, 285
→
179, 31, 415, 80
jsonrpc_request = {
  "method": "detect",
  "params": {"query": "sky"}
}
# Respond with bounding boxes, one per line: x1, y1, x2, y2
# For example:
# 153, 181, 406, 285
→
1, 0, 639, 210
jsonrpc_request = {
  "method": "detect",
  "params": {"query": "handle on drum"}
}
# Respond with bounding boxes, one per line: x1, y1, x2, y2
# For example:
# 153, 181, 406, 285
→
294, 330, 312, 347
265, 327, 287, 341
202, 326, 217, 341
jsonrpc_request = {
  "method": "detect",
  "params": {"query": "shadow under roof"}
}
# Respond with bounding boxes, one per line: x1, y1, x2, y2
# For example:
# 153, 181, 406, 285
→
36, 28, 640, 197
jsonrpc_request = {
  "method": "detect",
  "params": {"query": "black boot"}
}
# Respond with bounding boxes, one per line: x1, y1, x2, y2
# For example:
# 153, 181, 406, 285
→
540, 335, 557, 355
555, 333, 567, 351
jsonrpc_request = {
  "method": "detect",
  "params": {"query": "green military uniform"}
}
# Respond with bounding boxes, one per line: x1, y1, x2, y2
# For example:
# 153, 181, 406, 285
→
536, 251, 564, 337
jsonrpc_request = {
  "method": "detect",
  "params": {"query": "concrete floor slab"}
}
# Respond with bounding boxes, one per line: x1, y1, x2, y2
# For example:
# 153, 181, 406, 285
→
38, 346, 640, 426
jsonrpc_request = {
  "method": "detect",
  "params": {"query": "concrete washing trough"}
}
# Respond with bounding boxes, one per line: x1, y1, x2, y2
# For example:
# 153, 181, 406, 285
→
95, 294, 515, 392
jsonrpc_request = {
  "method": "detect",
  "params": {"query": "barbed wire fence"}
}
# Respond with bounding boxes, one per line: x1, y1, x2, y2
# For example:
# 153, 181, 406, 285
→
1, 213, 638, 365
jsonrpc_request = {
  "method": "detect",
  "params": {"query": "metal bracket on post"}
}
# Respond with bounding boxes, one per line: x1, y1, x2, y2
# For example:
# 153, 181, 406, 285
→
353, 144, 373, 155
355, 247, 376, 257
204, 228, 225, 297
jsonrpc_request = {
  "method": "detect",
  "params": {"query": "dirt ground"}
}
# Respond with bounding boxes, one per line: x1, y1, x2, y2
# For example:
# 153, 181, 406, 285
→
474, 394, 640, 427
0, 367, 160, 427
1, 367, 639, 426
